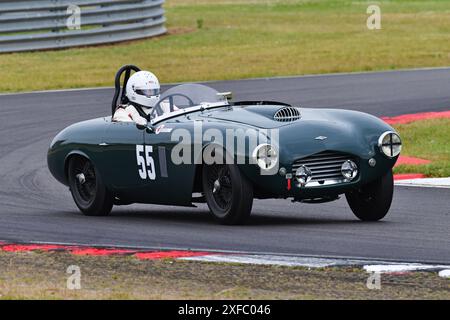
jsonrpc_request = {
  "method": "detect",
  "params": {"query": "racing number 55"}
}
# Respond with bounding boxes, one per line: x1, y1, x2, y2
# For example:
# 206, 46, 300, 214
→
136, 145, 156, 180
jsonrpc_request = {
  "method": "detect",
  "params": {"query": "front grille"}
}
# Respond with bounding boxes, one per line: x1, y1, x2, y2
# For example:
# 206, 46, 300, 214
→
291, 151, 356, 185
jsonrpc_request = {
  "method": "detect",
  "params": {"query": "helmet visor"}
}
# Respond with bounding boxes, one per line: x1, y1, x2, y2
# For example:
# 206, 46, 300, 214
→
136, 88, 160, 97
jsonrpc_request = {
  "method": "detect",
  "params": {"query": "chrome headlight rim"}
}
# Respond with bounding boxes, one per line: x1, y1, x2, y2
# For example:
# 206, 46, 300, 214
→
295, 165, 312, 186
378, 131, 402, 158
341, 159, 358, 181
252, 143, 279, 171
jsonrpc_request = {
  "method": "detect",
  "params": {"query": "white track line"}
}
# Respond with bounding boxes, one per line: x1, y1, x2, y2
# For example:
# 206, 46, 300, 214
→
395, 177, 450, 189
181, 254, 368, 268
181, 254, 450, 272
438, 270, 450, 278
363, 264, 450, 273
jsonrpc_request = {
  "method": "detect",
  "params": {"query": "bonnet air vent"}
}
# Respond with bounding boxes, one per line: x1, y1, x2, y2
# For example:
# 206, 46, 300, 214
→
273, 107, 301, 122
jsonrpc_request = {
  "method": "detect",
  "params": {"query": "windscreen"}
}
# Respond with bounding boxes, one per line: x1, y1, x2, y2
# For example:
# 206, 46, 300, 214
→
156, 83, 225, 109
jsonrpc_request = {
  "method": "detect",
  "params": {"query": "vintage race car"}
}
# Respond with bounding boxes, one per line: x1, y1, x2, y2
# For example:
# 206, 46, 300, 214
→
48, 65, 402, 224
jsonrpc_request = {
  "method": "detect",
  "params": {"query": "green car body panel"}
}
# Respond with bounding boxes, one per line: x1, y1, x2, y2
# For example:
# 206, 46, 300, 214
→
48, 103, 398, 207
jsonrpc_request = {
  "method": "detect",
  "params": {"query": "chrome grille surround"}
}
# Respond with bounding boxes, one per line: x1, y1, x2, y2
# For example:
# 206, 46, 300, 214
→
273, 107, 301, 122
291, 151, 357, 187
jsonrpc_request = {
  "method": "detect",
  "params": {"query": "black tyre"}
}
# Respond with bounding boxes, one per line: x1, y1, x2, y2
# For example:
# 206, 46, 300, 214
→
202, 164, 253, 225
345, 169, 394, 221
68, 156, 113, 216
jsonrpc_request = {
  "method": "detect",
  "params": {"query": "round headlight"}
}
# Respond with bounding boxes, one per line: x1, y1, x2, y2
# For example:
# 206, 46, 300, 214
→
378, 131, 402, 158
341, 160, 358, 180
295, 165, 312, 186
252, 144, 278, 170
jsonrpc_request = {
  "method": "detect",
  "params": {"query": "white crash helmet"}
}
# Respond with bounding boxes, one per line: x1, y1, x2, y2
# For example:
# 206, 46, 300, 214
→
126, 71, 160, 110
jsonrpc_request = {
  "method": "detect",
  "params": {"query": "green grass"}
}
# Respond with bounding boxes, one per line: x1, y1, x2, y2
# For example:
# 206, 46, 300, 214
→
393, 118, 450, 177
0, 0, 450, 92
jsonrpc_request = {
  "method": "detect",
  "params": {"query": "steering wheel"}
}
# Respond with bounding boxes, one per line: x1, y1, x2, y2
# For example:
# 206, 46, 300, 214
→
111, 64, 141, 115
150, 93, 196, 119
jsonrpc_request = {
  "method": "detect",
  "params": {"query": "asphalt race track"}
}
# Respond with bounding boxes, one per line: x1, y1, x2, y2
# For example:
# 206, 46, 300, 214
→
1, 68, 449, 264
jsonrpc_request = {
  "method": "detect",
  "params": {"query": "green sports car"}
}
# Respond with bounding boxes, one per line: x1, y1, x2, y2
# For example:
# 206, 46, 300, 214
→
48, 66, 401, 224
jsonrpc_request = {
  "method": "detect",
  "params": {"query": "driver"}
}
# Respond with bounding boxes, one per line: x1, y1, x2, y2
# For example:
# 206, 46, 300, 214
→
113, 70, 174, 125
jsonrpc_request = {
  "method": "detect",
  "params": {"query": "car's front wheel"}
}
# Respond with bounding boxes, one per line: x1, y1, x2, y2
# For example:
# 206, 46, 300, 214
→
345, 169, 393, 221
68, 156, 113, 216
202, 164, 253, 225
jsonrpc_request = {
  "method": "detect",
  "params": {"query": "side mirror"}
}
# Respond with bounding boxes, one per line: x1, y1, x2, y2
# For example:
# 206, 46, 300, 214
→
145, 125, 155, 134
136, 122, 155, 133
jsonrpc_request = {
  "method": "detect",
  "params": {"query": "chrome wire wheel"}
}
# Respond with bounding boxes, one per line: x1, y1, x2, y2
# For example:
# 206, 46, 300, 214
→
202, 163, 254, 225
72, 158, 97, 205
206, 164, 233, 212
68, 156, 113, 216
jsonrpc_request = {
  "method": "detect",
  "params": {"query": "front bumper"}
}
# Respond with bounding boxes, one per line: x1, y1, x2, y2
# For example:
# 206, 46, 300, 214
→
242, 151, 397, 200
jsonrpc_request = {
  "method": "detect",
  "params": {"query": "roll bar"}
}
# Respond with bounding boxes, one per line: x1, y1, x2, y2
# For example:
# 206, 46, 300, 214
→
111, 64, 141, 115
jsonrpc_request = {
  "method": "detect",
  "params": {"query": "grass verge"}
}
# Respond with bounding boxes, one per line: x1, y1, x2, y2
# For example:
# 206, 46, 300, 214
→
393, 118, 450, 177
0, 0, 449, 92
0, 250, 448, 299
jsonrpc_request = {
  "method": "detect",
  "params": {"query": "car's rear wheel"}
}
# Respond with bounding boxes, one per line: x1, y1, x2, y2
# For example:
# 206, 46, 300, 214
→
202, 164, 253, 225
345, 169, 393, 221
68, 156, 113, 216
